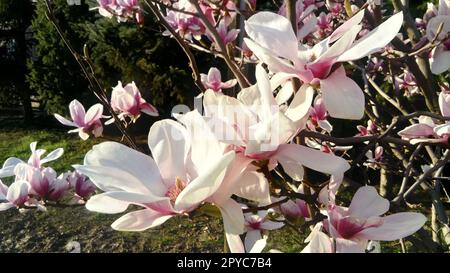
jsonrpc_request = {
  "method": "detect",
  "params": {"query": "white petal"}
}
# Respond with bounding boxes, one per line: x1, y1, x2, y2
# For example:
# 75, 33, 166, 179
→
284, 84, 314, 122
82, 141, 166, 196
148, 119, 190, 185
244, 230, 262, 252
111, 209, 173, 231
337, 12, 404, 62
54, 114, 76, 127
0, 157, 23, 178
40, 148, 64, 165
225, 233, 245, 253
356, 212, 427, 241
174, 151, 235, 211
276, 144, 350, 176
320, 66, 365, 120
245, 11, 298, 61
348, 186, 390, 218
219, 198, 245, 235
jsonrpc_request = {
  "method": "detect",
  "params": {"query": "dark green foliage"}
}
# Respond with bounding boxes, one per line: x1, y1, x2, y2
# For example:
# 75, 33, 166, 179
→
26, 0, 196, 117
82, 15, 197, 116
26, 0, 93, 115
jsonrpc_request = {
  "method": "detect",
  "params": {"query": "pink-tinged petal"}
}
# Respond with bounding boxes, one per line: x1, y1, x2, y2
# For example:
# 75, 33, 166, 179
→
233, 170, 271, 205
243, 38, 297, 74
40, 148, 64, 165
6, 180, 29, 205
78, 130, 90, 140
244, 230, 262, 252
316, 24, 361, 62
245, 11, 298, 61
69, 99, 86, 126
111, 209, 173, 231
348, 186, 390, 219
430, 46, 450, 75
335, 238, 367, 253
225, 233, 245, 253
210, 154, 254, 205
54, 114, 76, 127
221, 79, 238, 89
249, 235, 267, 253
337, 12, 404, 62
84, 104, 104, 125
426, 15, 450, 42
301, 228, 333, 253
140, 102, 159, 117
0, 157, 23, 178
86, 192, 133, 213
284, 84, 314, 122
176, 110, 227, 171
0, 203, 14, 211
439, 91, 450, 117
398, 124, 435, 139
356, 212, 427, 241
297, 15, 317, 41
219, 198, 245, 235
148, 119, 190, 187
276, 144, 350, 176
207, 67, 222, 83
434, 123, 450, 137
81, 141, 166, 196
0, 179, 7, 198
329, 9, 365, 42
174, 151, 235, 211
278, 156, 304, 181
255, 64, 277, 120
320, 66, 365, 120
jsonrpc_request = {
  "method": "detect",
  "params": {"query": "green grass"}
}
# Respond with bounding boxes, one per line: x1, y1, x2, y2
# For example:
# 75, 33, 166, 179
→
0, 125, 425, 253
0, 125, 309, 252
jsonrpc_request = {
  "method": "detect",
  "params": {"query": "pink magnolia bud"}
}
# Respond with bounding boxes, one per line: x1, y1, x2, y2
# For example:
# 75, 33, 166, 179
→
67, 171, 96, 199
111, 81, 158, 122
48, 174, 70, 201
200, 67, 237, 92
0, 180, 29, 211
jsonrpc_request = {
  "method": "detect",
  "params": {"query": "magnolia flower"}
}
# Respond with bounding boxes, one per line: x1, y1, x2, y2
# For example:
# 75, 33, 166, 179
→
200, 67, 237, 92
396, 70, 419, 97
110, 81, 158, 122
163, 0, 205, 41
47, 173, 70, 202
243, 210, 284, 253
364, 145, 383, 169
0, 142, 63, 178
356, 120, 378, 136
307, 95, 332, 132
207, 20, 239, 50
75, 114, 270, 250
67, 171, 96, 200
398, 91, 450, 144
54, 100, 104, 140
323, 186, 426, 252
244, 9, 403, 119
14, 164, 56, 198
279, 185, 311, 220
204, 64, 350, 201
278, 0, 318, 40
97, 0, 142, 23
0, 180, 29, 211
426, 0, 450, 74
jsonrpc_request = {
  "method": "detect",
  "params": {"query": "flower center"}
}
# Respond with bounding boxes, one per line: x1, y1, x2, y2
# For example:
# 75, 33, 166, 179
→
165, 177, 187, 203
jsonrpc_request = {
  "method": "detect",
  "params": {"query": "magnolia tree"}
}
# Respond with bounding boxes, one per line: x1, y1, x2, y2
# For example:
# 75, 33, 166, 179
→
1, 0, 450, 253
